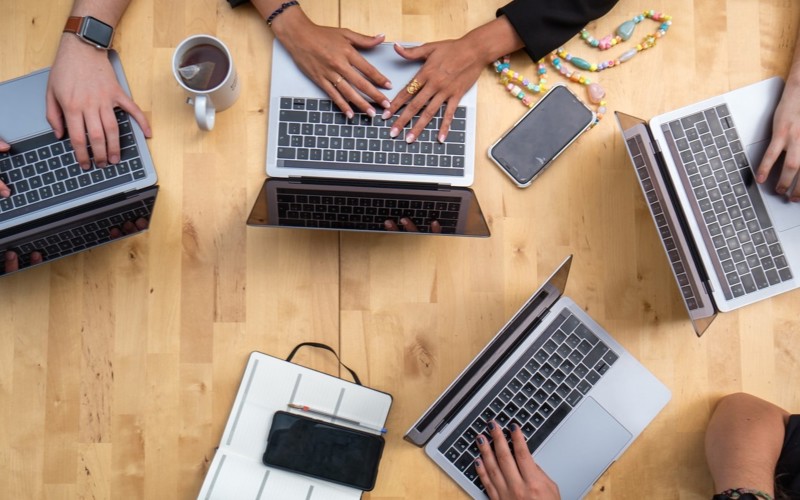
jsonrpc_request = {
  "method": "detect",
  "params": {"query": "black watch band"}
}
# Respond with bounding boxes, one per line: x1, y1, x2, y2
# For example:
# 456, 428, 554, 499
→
63, 16, 114, 50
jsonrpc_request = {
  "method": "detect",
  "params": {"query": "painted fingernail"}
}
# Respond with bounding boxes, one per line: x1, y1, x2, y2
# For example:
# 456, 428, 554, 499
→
488, 421, 495, 431
756, 174, 766, 183
97, 161, 107, 168
475, 458, 482, 467
374, 33, 385, 38
367, 108, 376, 118
405, 132, 415, 143
400, 217, 410, 225
346, 111, 355, 120
381, 100, 391, 109
381, 109, 392, 120
110, 155, 119, 164
477, 436, 485, 445
390, 127, 399, 138
510, 423, 518, 431
384, 220, 393, 228
438, 133, 446, 143
385, 81, 393, 90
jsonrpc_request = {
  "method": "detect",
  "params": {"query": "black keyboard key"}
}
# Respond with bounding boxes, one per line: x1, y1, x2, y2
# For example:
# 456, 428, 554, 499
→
525, 403, 570, 453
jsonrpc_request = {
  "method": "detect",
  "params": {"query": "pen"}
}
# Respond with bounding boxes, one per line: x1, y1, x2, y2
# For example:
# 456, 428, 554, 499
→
287, 403, 388, 434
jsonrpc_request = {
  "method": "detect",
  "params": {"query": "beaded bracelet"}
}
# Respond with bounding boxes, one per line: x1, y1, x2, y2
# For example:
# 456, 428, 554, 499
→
266, 0, 299, 27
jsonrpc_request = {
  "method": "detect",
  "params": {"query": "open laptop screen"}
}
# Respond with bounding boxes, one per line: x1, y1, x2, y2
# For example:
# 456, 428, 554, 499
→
247, 178, 490, 237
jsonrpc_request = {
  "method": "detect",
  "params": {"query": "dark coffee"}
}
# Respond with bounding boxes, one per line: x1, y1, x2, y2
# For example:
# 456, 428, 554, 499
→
178, 43, 230, 91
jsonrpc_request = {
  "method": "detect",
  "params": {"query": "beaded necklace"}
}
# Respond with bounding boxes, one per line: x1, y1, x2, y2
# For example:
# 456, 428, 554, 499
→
493, 10, 672, 126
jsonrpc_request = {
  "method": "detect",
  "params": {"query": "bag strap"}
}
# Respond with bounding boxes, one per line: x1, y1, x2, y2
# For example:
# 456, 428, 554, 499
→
285, 342, 362, 386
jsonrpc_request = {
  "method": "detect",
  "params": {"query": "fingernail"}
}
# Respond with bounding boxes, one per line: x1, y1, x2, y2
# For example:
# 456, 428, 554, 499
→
381, 109, 392, 120
5, 251, 14, 261
406, 132, 415, 143
385, 81, 393, 90
384, 220, 393, 228
400, 217, 409, 225
374, 33, 385, 38
367, 108, 376, 118
390, 127, 399, 138
110, 155, 119, 164
97, 161, 107, 168
756, 174, 766, 183
792, 197, 800, 203
381, 100, 391, 109
438, 133, 446, 143
474, 458, 482, 467
510, 423, 518, 431
777, 187, 787, 195
488, 421, 495, 431
477, 436, 485, 445
0, 189, 9, 198
346, 111, 355, 120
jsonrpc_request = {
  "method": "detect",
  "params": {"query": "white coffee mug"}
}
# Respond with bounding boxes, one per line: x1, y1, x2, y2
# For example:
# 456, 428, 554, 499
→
172, 34, 240, 131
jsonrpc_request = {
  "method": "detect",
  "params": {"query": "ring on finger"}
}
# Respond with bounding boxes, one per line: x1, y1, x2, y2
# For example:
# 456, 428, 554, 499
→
333, 75, 344, 88
406, 78, 423, 95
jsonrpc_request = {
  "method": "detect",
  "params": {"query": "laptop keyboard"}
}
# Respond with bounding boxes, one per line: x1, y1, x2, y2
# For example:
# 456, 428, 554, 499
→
662, 105, 793, 299
437, 308, 619, 492
626, 135, 704, 310
276, 97, 468, 177
275, 188, 461, 232
2, 195, 155, 270
0, 109, 146, 223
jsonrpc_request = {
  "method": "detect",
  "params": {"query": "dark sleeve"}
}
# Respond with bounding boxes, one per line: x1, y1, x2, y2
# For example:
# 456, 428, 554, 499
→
497, 0, 620, 61
227, 0, 250, 7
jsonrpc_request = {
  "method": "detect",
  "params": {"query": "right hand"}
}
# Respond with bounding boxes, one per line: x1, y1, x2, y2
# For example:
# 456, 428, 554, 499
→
0, 138, 10, 198
755, 79, 800, 201
475, 421, 561, 500
271, 9, 392, 119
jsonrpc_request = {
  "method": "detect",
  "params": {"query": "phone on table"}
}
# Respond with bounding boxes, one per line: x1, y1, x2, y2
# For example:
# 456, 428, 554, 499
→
489, 84, 595, 188
262, 410, 385, 491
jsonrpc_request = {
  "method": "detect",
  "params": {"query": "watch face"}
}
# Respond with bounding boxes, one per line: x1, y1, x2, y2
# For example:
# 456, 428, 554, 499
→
81, 17, 113, 48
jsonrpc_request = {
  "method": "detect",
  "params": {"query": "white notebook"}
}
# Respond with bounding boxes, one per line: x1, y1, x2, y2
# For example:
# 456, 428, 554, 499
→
197, 351, 393, 500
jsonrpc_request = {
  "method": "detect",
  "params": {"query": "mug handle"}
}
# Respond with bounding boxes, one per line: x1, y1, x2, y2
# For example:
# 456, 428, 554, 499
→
193, 95, 216, 131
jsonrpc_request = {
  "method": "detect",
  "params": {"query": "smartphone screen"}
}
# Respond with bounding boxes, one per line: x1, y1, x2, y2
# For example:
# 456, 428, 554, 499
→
490, 85, 594, 186
262, 411, 385, 491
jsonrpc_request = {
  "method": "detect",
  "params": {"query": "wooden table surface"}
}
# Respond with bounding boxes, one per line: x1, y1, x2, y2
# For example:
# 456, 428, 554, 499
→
1, 0, 799, 498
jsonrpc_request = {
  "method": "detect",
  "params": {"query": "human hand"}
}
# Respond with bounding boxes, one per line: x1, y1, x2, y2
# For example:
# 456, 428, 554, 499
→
46, 35, 151, 170
272, 10, 392, 119
109, 217, 148, 239
383, 38, 485, 144
475, 421, 561, 500
755, 79, 800, 201
0, 138, 10, 198
3, 250, 43, 274
383, 217, 442, 233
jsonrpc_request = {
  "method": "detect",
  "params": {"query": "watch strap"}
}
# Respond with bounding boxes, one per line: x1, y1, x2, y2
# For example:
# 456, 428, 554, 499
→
63, 16, 82, 35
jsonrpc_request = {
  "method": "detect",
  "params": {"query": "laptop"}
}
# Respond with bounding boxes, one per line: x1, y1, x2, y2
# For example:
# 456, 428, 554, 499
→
0, 50, 159, 276
405, 255, 671, 499
616, 77, 799, 336
246, 41, 489, 236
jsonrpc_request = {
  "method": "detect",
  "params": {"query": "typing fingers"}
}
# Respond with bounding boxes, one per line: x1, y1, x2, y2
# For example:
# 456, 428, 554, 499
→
0, 138, 10, 198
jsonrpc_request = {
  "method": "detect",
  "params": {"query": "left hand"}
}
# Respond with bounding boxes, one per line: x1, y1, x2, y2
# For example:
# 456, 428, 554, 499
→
383, 38, 486, 144
46, 35, 151, 170
475, 421, 561, 500
0, 138, 10, 197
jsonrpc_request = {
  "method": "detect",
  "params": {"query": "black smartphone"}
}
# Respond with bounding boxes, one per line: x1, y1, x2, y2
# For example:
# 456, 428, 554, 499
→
262, 411, 385, 491
489, 84, 595, 187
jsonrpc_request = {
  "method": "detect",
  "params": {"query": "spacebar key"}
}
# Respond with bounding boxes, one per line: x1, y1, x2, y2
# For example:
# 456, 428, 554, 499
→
281, 159, 464, 177
0, 174, 134, 222
526, 403, 570, 454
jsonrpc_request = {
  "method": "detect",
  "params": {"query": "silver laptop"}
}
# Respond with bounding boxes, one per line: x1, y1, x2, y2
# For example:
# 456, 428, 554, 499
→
405, 256, 670, 499
617, 77, 799, 336
267, 40, 478, 187
0, 50, 158, 275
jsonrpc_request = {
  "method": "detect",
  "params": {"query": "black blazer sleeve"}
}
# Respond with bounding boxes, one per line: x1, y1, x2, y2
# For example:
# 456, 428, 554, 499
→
498, 0, 619, 61
227, 0, 250, 7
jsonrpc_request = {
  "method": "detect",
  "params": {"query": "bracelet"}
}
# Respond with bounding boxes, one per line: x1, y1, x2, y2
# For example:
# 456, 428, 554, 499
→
266, 1, 299, 27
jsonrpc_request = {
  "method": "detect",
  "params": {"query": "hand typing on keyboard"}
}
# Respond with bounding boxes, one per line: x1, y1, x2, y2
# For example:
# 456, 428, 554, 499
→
3, 250, 43, 274
263, 1, 392, 120
756, 36, 800, 202
0, 138, 9, 197
383, 217, 442, 233
46, 10, 152, 171
475, 421, 561, 500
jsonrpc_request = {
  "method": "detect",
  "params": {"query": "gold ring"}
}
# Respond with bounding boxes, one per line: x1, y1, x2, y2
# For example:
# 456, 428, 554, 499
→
406, 78, 423, 95
333, 75, 344, 88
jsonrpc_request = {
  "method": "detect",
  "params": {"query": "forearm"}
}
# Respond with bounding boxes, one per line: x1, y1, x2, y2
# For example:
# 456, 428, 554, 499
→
787, 26, 800, 88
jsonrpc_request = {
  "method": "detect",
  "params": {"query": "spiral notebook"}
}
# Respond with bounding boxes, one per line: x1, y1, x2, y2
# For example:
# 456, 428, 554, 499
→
197, 350, 392, 500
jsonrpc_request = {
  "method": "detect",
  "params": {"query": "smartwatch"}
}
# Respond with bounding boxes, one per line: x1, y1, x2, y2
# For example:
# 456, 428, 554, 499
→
63, 16, 114, 50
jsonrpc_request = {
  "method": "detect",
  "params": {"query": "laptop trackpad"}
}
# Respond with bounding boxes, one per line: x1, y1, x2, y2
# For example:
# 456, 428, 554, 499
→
534, 398, 631, 500
747, 140, 800, 232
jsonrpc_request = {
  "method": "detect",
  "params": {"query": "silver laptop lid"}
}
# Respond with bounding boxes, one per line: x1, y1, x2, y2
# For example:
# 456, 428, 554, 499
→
616, 112, 717, 336
247, 178, 490, 237
404, 255, 572, 446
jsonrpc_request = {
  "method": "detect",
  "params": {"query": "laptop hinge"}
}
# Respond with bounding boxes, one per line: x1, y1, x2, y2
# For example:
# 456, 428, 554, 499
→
289, 176, 450, 191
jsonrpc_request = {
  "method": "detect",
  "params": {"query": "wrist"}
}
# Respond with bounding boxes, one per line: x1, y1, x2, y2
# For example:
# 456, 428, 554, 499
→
269, 4, 312, 39
57, 32, 110, 61
463, 16, 524, 65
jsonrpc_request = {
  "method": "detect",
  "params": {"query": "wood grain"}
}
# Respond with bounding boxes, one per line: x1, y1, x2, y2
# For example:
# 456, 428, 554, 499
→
0, 1, 798, 499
